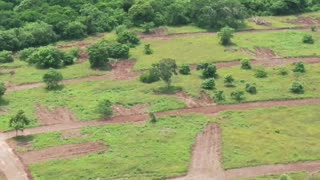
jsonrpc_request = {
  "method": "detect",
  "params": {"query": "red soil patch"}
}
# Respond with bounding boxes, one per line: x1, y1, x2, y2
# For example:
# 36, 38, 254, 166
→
19, 142, 107, 165
109, 60, 141, 80
254, 47, 277, 60
174, 91, 213, 108
36, 105, 77, 125
113, 104, 149, 116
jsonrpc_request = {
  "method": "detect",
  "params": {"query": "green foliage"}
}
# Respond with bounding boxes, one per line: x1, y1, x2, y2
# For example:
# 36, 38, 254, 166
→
293, 62, 306, 73
9, 110, 30, 136
62, 21, 87, 39
27, 46, 64, 68
214, 90, 225, 102
139, 69, 160, 84
202, 78, 215, 90
144, 44, 153, 55
277, 67, 289, 75
245, 83, 257, 94
218, 26, 235, 45
179, 65, 191, 75
302, 34, 314, 44
0, 82, 6, 98
290, 81, 304, 94
96, 99, 113, 117
88, 41, 109, 68
152, 58, 177, 88
0, 50, 13, 63
128, 1, 155, 25
255, 67, 268, 78
43, 69, 63, 90
149, 113, 157, 123
202, 64, 217, 79
231, 90, 245, 102
141, 22, 155, 34
116, 29, 140, 47
311, 26, 317, 32
197, 63, 210, 70
224, 75, 235, 87
241, 58, 252, 70
280, 174, 292, 180
107, 42, 130, 59
18, 47, 37, 61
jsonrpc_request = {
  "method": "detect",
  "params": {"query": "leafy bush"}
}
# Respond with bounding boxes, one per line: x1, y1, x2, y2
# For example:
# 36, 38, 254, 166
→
27, 47, 64, 68
214, 90, 225, 102
179, 65, 191, 75
97, 99, 113, 117
241, 58, 251, 70
280, 174, 292, 180
202, 64, 217, 78
245, 83, 257, 94
0, 50, 13, 63
290, 81, 304, 94
63, 53, 75, 66
63, 21, 87, 39
231, 90, 245, 102
277, 67, 288, 75
202, 78, 215, 90
254, 67, 268, 78
303, 34, 314, 44
293, 62, 305, 73
0, 82, 6, 98
141, 22, 155, 34
311, 26, 317, 32
117, 30, 140, 47
139, 69, 160, 83
144, 44, 153, 55
19, 47, 37, 61
218, 26, 234, 45
224, 75, 234, 87
107, 42, 130, 59
88, 41, 109, 68
43, 69, 63, 90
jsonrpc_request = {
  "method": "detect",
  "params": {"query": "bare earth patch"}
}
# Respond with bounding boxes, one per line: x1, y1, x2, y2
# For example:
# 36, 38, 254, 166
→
113, 104, 149, 116
254, 47, 278, 60
174, 91, 213, 108
36, 105, 77, 125
19, 142, 107, 165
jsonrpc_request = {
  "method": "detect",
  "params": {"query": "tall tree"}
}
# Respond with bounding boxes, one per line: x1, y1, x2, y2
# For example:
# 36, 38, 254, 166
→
152, 58, 177, 89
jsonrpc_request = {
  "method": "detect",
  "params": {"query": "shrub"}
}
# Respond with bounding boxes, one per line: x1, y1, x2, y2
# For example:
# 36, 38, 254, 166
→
19, 48, 37, 61
311, 26, 317, 32
245, 83, 257, 94
224, 75, 234, 87
280, 174, 292, 180
241, 58, 251, 70
149, 113, 157, 123
290, 81, 304, 94
97, 99, 113, 117
139, 69, 160, 83
107, 42, 130, 59
202, 78, 215, 90
217, 26, 234, 45
179, 65, 191, 75
254, 67, 268, 78
0, 50, 14, 63
196, 63, 209, 70
63, 53, 75, 66
68, 47, 81, 59
43, 69, 63, 90
141, 22, 155, 34
0, 82, 6, 98
144, 44, 153, 55
277, 67, 288, 75
293, 62, 305, 73
117, 30, 140, 47
63, 21, 87, 39
27, 47, 64, 68
231, 90, 245, 102
88, 41, 109, 68
303, 34, 314, 44
214, 90, 225, 102
202, 64, 217, 78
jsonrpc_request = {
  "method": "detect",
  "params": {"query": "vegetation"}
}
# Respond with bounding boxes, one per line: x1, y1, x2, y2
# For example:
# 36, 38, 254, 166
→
152, 59, 177, 89
293, 62, 306, 73
224, 75, 235, 87
202, 78, 215, 90
9, 110, 30, 136
290, 81, 304, 94
230, 90, 245, 102
144, 44, 153, 55
240, 59, 252, 70
254, 67, 268, 78
245, 83, 257, 94
0, 50, 14, 63
96, 99, 113, 118
87, 41, 110, 68
179, 65, 191, 75
218, 26, 235, 45
214, 90, 226, 102
303, 34, 314, 44
0, 82, 6, 98
43, 69, 63, 90
202, 64, 217, 79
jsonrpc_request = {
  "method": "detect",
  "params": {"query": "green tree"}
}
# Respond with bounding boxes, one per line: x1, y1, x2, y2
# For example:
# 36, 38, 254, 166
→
245, 83, 257, 94
88, 41, 109, 68
0, 50, 14, 63
231, 90, 245, 102
218, 26, 235, 45
290, 81, 304, 94
224, 75, 235, 87
141, 22, 155, 34
202, 78, 215, 90
144, 44, 153, 55
107, 42, 130, 59
116, 30, 140, 47
27, 46, 64, 68
128, 1, 155, 25
303, 34, 314, 44
255, 67, 268, 78
152, 58, 177, 89
293, 62, 306, 73
214, 90, 225, 102
241, 58, 252, 70
63, 21, 87, 39
97, 99, 113, 118
179, 65, 191, 75
43, 69, 63, 90
202, 64, 217, 78
9, 110, 30, 136
0, 82, 6, 98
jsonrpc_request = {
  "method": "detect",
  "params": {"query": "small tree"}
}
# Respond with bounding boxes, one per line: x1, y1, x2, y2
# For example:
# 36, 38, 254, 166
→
9, 110, 30, 136
97, 99, 113, 117
43, 69, 63, 90
245, 83, 257, 94
179, 65, 191, 75
196, 63, 209, 70
149, 112, 157, 123
241, 59, 251, 70
290, 81, 304, 94
214, 91, 225, 102
202, 64, 217, 78
0, 82, 6, 98
231, 90, 245, 102
293, 62, 305, 73
141, 22, 155, 34
311, 26, 317, 32
218, 26, 235, 45
255, 67, 268, 78
0, 50, 14, 63
144, 44, 153, 55
27, 47, 64, 68
224, 75, 235, 87
202, 78, 215, 90
152, 58, 177, 89
88, 41, 109, 68
302, 34, 314, 44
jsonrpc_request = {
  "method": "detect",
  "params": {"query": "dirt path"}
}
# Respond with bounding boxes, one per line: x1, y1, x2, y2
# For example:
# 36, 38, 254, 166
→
0, 141, 28, 180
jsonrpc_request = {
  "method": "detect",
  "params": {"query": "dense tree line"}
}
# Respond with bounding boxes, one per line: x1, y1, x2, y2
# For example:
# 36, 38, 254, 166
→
0, 0, 319, 51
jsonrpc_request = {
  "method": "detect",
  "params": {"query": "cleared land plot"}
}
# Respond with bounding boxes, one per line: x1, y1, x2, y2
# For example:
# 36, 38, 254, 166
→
219, 105, 320, 169
9, 115, 213, 180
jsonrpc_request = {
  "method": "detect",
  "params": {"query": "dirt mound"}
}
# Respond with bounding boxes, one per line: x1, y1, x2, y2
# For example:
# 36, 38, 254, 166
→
20, 142, 107, 164
175, 91, 213, 108
36, 105, 77, 125
113, 104, 148, 116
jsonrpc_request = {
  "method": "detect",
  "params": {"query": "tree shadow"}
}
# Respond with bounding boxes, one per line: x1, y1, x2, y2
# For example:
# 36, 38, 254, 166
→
13, 135, 34, 143
153, 86, 183, 94
46, 84, 65, 91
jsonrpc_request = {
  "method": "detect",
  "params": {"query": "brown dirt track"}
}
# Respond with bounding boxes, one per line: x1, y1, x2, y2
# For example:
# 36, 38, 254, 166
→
19, 142, 107, 165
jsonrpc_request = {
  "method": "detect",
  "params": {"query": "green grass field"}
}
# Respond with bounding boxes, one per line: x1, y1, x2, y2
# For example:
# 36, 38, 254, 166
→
219, 105, 320, 169
12, 114, 212, 180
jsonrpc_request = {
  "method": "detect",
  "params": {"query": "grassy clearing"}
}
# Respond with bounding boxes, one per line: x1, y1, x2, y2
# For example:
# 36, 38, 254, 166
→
238, 172, 309, 180
12, 114, 212, 180
0, 61, 104, 85
131, 35, 250, 70
218, 105, 320, 169
0, 78, 186, 131
243, 16, 298, 30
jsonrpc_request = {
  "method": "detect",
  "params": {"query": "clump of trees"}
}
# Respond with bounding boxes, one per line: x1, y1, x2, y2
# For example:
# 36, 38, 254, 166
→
43, 69, 63, 90
139, 68, 160, 83
116, 28, 140, 47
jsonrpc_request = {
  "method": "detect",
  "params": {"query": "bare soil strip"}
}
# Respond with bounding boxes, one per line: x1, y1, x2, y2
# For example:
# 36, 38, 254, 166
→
113, 104, 149, 116
36, 105, 77, 125
226, 161, 320, 179
174, 91, 213, 108
19, 142, 107, 164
